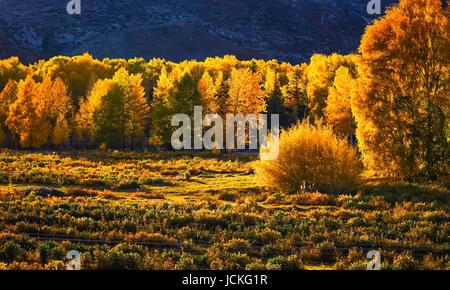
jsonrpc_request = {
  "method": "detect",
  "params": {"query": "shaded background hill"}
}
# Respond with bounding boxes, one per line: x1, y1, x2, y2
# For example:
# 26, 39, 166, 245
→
0, 0, 398, 64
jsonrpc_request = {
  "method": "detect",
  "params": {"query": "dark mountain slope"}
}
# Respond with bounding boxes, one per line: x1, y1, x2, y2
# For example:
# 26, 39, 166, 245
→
0, 0, 397, 64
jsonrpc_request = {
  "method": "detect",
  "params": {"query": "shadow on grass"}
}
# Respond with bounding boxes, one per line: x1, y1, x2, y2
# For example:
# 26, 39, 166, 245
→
360, 181, 449, 204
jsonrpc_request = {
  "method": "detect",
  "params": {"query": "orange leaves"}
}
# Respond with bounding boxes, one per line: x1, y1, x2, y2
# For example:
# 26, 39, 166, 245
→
0, 79, 18, 115
255, 121, 362, 194
39, 76, 72, 146
306, 53, 358, 123
77, 68, 149, 149
228, 68, 267, 116
0, 57, 30, 91
198, 72, 215, 109
6, 76, 51, 148
3, 75, 71, 148
325, 67, 356, 137
353, 0, 449, 179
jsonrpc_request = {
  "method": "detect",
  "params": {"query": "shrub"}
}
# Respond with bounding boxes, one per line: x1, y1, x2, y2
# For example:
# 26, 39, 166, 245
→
116, 180, 141, 190
66, 187, 98, 197
218, 191, 239, 202
255, 121, 362, 194
1, 241, 20, 261
131, 192, 166, 199
393, 252, 419, 270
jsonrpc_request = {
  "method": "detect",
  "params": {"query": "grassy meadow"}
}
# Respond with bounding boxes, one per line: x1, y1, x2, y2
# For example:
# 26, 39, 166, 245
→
0, 150, 448, 270
0, 0, 448, 273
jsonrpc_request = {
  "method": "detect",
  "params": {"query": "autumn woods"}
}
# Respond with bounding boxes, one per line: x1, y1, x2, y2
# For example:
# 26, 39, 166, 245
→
0, 0, 448, 183
0, 0, 448, 271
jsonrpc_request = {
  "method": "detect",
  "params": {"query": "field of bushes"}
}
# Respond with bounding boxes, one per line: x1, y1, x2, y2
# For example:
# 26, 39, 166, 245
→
0, 150, 448, 270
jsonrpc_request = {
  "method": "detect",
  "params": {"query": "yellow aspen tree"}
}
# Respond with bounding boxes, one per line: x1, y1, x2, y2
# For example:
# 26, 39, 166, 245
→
352, 0, 449, 180
112, 68, 150, 149
227, 68, 268, 149
0, 57, 29, 91
51, 115, 71, 145
40, 77, 72, 146
0, 80, 18, 146
198, 71, 219, 114
77, 68, 149, 148
228, 68, 267, 116
6, 76, 51, 148
150, 67, 176, 145
74, 79, 109, 142
307, 54, 357, 123
325, 66, 357, 137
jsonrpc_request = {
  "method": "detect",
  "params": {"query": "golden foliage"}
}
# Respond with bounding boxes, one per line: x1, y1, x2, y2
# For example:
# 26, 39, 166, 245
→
325, 66, 356, 137
227, 67, 267, 115
352, 0, 449, 179
76, 68, 149, 148
255, 121, 362, 193
6, 76, 51, 148
307, 54, 358, 123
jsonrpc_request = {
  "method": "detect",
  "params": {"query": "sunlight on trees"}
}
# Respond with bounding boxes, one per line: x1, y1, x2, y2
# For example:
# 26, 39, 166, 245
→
352, 0, 449, 180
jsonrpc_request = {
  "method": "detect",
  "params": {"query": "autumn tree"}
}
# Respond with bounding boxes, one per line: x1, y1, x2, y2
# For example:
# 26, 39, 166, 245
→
114, 68, 150, 149
198, 71, 219, 114
6, 77, 51, 148
39, 77, 72, 146
150, 68, 177, 145
265, 69, 289, 128
227, 68, 267, 116
76, 68, 149, 149
352, 0, 449, 180
214, 72, 231, 120
227, 68, 267, 149
282, 63, 308, 121
307, 54, 357, 123
150, 67, 202, 145
325, 66, 357, 138
0, 80, 18, 146
33, 53, 112, 113
0, 57, 29, 92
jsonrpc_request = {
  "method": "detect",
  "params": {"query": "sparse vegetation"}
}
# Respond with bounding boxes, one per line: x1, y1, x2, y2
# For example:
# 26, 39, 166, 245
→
0, 150, 447, 270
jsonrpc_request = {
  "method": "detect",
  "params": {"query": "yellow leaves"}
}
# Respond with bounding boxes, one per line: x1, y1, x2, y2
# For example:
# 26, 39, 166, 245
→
354, 0, 449, 179
0, 80, 18, 122
51, 115, 71, 146
307, 53, 358, 123
78, 68, 149, 148
6, 76, 50, 148
228, 68, 267, 115
38, 76, 72, 146
325, 66, 356, 137
255, 121, 362, 194
4, 75, 71, 148
0, 57, 30, 90
198, 71, 219, 114
264, 68, 277, 95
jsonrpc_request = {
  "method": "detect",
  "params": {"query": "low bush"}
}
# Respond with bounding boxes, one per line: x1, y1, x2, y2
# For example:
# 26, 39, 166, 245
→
255, 121, 363, 194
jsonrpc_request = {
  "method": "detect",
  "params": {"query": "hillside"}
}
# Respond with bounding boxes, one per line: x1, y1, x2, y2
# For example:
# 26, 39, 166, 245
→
0, 0, 397, 64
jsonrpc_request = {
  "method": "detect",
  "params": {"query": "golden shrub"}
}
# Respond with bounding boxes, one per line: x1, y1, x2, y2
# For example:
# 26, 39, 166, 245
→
255, 121, 362, 193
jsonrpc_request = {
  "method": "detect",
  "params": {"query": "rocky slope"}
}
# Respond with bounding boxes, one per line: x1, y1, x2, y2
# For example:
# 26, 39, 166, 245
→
0, 0, 397, 64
